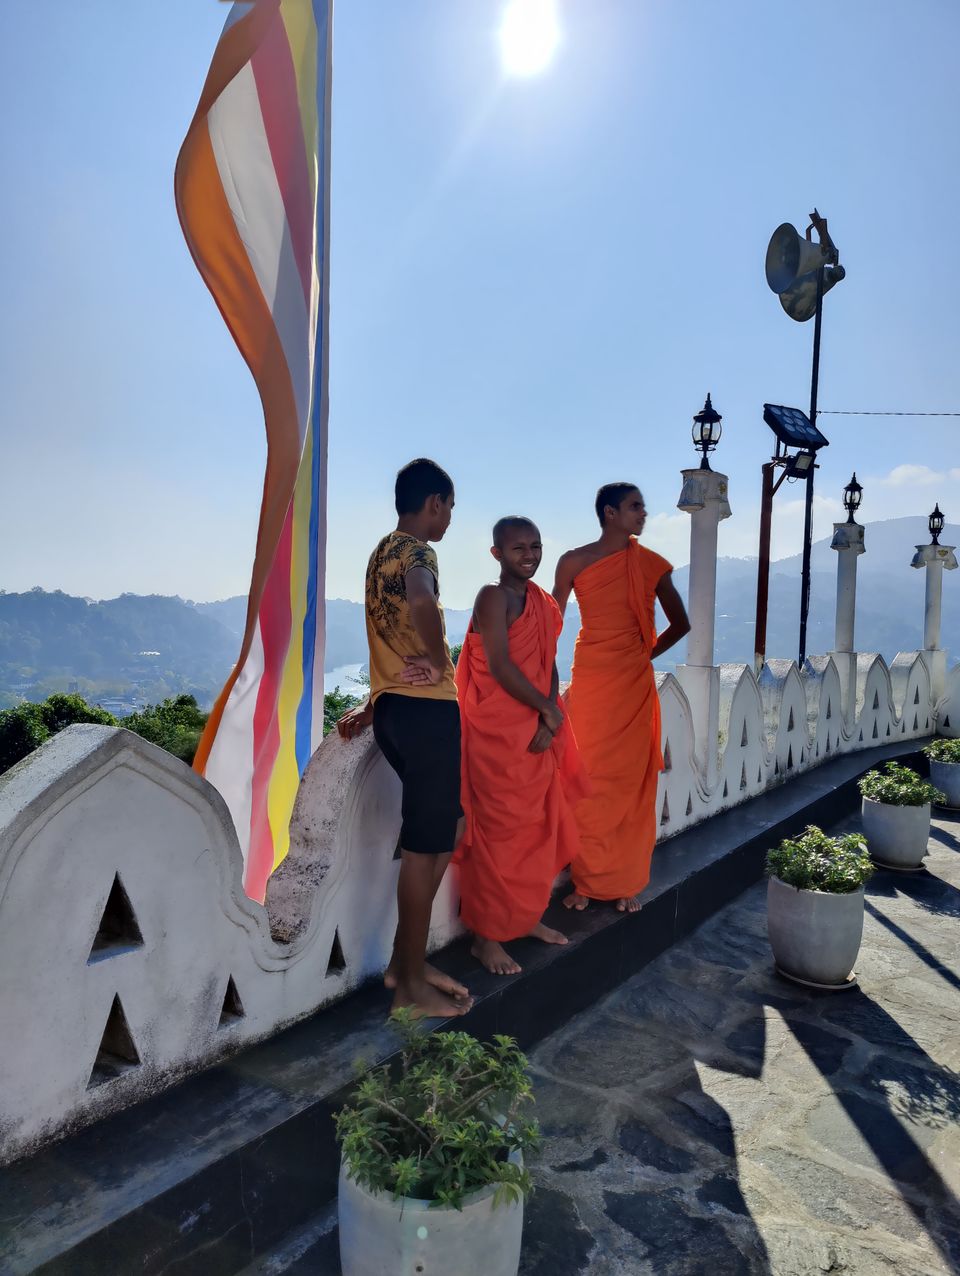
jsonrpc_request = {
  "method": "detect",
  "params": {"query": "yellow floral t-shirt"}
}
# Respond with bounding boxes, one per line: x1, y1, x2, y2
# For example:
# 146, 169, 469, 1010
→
365, 532, 457, 703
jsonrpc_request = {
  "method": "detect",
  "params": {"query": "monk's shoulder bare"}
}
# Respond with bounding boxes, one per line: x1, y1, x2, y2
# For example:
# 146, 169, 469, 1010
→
558, 542, 603, 577
474, 583, 508, 621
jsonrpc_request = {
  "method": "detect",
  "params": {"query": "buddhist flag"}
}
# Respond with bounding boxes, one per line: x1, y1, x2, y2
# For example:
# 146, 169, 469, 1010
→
175, 0, 332, 902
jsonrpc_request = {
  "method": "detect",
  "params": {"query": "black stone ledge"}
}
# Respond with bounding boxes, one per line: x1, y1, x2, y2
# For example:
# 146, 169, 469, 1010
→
0, 738, 930, 1276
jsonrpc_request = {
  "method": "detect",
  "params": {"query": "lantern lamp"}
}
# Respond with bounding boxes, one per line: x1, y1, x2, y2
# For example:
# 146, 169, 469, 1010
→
692, 393, 723, 470
843, 472, 863, 523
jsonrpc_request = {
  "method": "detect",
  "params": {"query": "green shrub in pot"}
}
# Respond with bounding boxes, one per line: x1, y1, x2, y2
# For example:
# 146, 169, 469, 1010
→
859, 761, 943, 869
923, 739, 960, 808
335, 1009, 540, 1276
765, 826, 873, 988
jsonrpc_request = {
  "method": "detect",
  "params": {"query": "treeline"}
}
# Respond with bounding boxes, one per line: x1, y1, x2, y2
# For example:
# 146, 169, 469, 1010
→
0, 693, 210, 776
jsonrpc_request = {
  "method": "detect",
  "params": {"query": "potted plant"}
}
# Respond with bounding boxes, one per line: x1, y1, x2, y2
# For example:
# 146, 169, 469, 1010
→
924, 738, 960, 809
858, 761, 945, 869
335, 1009, 540, 1276
766, 825, 874, 989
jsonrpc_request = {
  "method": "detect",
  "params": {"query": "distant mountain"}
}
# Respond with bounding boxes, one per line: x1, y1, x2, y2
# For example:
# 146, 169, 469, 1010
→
1, 516, 953, 711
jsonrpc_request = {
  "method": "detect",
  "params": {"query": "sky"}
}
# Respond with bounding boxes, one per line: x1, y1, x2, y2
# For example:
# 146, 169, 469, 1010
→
1, 0, 959, 613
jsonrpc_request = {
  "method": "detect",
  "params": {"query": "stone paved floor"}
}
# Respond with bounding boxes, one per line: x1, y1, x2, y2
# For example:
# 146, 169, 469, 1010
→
247, 809, 960, 1275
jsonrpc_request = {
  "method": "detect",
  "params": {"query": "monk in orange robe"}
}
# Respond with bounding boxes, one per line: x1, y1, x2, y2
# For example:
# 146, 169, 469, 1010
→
553, 484, 690, 912
455, 517, 589, 975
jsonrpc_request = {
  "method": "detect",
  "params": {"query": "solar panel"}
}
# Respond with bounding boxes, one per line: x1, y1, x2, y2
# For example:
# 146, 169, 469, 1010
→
763, 404, 830, 450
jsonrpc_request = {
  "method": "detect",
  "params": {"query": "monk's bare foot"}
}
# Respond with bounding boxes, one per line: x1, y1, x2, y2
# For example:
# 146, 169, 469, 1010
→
471, 939, 522, 975
391, 978, 473, 1020
528, 921, 568, 945
385, 960, 469, 1000
615, 896, 642, 913
563, 890, 590, 911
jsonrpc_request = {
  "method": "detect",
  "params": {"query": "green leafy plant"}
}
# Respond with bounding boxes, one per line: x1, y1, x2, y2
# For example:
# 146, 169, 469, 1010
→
858, 761, 945, 807
335, 1008, 540, 1209
766, 824, 874, 894
924, 738, 960, 764
122, 695, 209, 764
0, 694, 118, 775
323, 686, 362, 736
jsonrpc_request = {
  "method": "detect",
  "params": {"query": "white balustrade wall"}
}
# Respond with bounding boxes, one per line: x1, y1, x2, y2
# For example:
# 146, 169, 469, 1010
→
0, 644, 953, 1166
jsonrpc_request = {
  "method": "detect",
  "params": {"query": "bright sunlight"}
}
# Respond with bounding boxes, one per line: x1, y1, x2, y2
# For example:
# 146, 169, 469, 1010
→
499, 0, 561, 78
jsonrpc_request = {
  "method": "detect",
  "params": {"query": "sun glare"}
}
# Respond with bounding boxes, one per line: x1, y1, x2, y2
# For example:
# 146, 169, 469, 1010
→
499, 0, 560, 78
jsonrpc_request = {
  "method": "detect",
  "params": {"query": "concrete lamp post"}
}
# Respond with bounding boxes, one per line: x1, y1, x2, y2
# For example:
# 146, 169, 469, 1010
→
911, 503, 957, 702
678, 394, 732, 788
830, 472, 865, 718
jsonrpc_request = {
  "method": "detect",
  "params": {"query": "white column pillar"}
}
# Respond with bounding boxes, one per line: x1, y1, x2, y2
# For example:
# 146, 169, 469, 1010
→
911, 542, 957, 701
829, 522, 864, 719
676, 468, 732, 789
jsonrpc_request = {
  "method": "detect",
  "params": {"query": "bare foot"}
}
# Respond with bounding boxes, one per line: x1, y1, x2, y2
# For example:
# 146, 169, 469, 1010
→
384, 960, 469, 1000
471, 938, 522, 975
563, 890, 590, 911
391, 978, 473, 1019
615, 896, 642, 913
528, 921, 568, 945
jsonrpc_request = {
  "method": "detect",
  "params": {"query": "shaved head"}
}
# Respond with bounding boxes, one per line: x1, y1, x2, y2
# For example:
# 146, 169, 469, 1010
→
492, 516, 539, 548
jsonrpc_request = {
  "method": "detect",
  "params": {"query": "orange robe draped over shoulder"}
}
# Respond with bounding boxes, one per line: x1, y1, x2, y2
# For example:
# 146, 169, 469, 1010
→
566, 540, 670, 901
454, 583, 588, 941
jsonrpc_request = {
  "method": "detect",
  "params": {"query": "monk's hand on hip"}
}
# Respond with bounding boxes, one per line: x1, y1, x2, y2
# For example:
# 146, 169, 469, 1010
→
541, 702, 563, 735
528, 722, 554, 754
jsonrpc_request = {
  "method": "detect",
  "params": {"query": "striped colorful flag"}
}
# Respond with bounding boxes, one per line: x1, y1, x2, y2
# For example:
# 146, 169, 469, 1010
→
175, 0, 332, 902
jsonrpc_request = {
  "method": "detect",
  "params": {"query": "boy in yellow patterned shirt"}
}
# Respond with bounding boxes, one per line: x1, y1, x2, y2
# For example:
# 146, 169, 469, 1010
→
338, 458, 471, 1019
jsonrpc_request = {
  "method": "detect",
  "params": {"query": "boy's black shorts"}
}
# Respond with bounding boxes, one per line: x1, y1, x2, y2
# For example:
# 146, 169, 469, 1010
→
372, 693, 463, 855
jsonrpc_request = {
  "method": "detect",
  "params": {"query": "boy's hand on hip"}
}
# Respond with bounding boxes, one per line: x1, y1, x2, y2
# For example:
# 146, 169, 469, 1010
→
401, 654, 445, 686
337, 701, 373, 740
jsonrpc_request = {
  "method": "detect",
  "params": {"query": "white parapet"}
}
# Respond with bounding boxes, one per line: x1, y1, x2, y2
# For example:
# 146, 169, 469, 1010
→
0, 648, 945, 1165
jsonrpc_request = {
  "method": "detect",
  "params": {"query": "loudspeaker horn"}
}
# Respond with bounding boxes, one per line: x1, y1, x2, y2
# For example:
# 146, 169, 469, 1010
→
765, 223, 830, 293
779, 264, 846, 323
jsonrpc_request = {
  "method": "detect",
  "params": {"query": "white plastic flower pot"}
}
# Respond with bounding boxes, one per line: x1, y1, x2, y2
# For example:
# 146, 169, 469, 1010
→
930, 760, 960, 809
338, 1151, 524, 1276
861, 797, 931, 869
767, 876, 864, 988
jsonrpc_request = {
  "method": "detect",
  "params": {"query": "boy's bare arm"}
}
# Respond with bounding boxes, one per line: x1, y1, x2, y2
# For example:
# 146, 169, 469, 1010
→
475, 587, 562, 731
404, 565, 449, 680
651, 572, 691, 659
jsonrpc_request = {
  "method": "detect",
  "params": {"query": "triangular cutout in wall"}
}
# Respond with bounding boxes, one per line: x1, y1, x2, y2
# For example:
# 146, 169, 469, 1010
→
218, 976, 244, 1027
88, 994, 140, 1088
660, 794, 670, 826
913, 686, 920, 705
662, 740, 672, 772
913, 713, 919, 731
787, 746, 794, 771
685, 793, 693, 817
757, 765, 763, 784
872, 689, 880, 711
787, 707, 795, 732
326, 929, 347, 976
88, 874, 144, 963
740, 721, 748, 748
722, 780, 729, 799
886, 723, 891, 737
740, 763, 748, 790
872, 720, 879, 740
945, 715, 952, 729
826, 699, 832, 720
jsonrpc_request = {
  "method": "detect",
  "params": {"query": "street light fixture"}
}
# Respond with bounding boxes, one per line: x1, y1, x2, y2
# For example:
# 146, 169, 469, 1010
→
843, 473, 863, 523
692, 393, 722, 470
753, 403, 830, 673
763, 210, 846, 668
929, 503, 945, 545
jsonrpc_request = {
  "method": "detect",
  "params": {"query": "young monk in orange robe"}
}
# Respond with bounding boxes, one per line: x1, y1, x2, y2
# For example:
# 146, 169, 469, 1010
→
454, 517, 589, 975
553, 484, 690, 913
